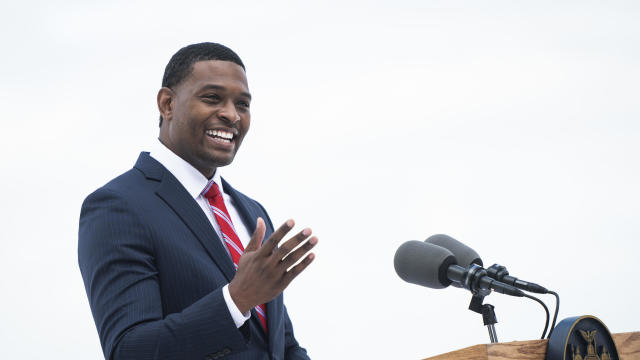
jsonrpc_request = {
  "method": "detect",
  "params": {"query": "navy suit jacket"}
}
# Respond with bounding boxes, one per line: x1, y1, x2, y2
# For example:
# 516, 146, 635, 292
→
78, 152, 309, 360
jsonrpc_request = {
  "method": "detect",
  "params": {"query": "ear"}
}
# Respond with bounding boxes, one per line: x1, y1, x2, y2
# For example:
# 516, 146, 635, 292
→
157, 87, 175, 124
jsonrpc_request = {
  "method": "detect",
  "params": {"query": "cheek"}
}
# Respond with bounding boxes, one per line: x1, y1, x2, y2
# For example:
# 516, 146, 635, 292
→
182, 110, 206, 136
241, 116, 251, 133
171, 117, 198, 144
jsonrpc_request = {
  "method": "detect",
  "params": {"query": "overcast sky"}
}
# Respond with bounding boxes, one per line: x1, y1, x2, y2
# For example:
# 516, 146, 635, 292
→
1, 1, 639, 359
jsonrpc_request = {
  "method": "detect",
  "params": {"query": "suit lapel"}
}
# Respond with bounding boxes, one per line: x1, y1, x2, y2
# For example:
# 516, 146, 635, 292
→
222, 178, 258, 236
137, 153, 236, 282
137, 154, 281, 342
266, 294, 282, 350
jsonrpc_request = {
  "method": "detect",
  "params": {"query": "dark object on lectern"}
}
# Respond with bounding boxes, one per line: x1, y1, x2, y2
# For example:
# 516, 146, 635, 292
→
425, 234, 549, 294
486, 264, 549, 294
469, 295, 499, 343
425, 234, 483, 267
395, 240, 526, 344
394, 240, 456, 289
546, 315, 619, 360
394, 241, 524, 297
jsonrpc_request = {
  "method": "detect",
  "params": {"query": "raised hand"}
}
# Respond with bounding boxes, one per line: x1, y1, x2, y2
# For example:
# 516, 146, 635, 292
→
228, 218, 318, 313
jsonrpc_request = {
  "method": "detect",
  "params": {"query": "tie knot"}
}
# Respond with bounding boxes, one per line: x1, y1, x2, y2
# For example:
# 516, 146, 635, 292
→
202, 180, 221, 200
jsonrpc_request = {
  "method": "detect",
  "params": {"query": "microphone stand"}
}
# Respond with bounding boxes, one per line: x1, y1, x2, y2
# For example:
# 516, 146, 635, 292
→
469, 294, 499, 343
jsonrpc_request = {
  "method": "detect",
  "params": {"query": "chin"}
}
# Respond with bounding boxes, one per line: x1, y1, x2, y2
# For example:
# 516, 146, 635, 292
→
209, 156, 235, 168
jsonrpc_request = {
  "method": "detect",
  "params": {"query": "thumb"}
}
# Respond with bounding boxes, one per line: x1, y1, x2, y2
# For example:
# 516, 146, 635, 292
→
245, 217, 266, 252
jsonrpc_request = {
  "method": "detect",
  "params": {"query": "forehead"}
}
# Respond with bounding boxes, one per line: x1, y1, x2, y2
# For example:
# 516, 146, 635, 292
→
181, 60, 249, 92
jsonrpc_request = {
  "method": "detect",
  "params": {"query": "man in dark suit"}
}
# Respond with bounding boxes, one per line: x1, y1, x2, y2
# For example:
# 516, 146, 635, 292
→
78, 43, 317, 360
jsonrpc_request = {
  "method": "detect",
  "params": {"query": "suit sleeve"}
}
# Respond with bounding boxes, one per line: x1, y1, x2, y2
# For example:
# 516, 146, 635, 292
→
78, 188, 249, 360
255, 201, 310, 360
283, 305, 310, 360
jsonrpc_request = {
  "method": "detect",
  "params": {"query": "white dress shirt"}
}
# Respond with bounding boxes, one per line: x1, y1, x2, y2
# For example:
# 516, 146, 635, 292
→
149, 139, 252, 328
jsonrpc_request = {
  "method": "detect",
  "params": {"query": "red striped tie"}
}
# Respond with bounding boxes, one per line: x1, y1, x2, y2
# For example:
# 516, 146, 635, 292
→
202, 181, 268, 333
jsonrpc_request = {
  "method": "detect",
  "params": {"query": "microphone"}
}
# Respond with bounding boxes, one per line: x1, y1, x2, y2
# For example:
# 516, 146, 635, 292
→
394, 241, 524, 297
426, 234, 483, 266
423, 234, 481, 289
486, 264, 548, 294
425, 234, 549, 294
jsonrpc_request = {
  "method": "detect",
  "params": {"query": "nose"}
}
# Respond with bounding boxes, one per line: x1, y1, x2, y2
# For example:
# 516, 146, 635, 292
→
218, 100, 241, 124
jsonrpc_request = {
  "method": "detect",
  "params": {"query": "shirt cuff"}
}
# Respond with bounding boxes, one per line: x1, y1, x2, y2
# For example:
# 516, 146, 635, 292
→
222, 284, 250, 328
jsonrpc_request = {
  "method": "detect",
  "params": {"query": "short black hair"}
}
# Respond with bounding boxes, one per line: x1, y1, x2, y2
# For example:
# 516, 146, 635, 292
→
159, 42, 245, 126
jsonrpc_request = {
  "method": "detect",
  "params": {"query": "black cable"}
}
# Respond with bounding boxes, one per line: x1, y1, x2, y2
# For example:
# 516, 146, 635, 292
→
523, 293, 550, 339
546, 291, 560, 339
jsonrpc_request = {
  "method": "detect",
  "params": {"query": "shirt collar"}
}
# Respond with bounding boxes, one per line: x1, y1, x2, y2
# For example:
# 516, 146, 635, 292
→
149, 139, 225, 199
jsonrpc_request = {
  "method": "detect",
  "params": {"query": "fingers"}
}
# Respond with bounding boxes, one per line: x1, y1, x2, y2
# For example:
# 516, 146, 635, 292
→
275, 228, 313, 261
282, 252, 316, 286
259, 219, 295, 255
245, 217, 266, 252
280, 236, 318, 269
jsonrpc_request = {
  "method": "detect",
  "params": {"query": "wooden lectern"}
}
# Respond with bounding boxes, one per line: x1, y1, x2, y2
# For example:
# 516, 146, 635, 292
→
423, 332, 640, 360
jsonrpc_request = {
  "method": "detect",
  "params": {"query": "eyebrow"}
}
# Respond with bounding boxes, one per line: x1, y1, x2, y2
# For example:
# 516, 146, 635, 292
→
199, 84, 252, 100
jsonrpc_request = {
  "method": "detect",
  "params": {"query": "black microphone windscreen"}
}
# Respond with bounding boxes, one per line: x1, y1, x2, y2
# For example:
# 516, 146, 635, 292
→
425, 234, 483, 268
394, 240, 457, 289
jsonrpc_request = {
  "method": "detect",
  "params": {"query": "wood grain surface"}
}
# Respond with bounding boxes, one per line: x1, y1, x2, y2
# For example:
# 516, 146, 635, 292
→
423, 332, 639, 360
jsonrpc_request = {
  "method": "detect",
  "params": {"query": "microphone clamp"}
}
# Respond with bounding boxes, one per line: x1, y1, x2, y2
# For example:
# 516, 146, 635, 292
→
447, 263, 523, 297
462, 264, 492, 297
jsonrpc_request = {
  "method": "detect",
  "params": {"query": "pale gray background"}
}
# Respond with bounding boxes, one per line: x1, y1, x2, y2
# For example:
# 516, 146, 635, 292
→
1, 0, 639, 359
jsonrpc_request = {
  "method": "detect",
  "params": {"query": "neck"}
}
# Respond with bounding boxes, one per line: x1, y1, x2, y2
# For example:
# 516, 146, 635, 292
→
201, 168, 216, 180
157, 136, 216, 180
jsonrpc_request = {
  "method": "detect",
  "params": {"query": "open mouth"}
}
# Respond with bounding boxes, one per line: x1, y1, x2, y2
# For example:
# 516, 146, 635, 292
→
205, 129, 236, 144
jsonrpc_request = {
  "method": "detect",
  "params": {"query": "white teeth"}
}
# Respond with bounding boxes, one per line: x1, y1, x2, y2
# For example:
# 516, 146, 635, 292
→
206, 129, 234, 140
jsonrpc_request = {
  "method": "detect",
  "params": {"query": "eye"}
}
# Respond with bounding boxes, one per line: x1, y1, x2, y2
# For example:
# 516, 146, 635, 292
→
236, 101, 251, 111
202, 94, 222, 103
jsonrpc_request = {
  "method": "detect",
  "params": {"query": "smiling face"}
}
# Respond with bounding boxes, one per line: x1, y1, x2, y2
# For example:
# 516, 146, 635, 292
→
158, 60, 251, 178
